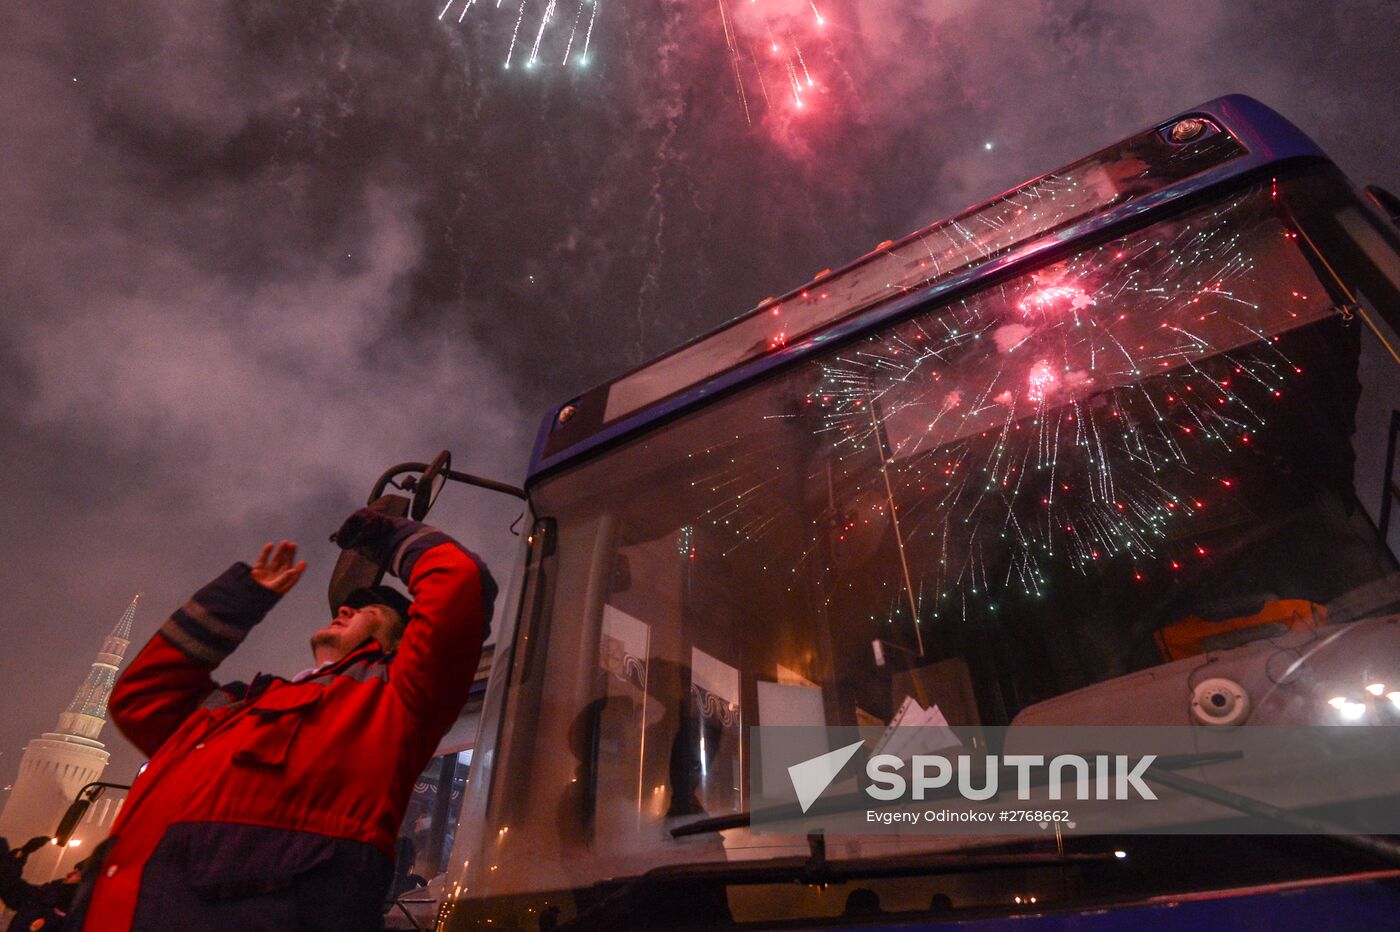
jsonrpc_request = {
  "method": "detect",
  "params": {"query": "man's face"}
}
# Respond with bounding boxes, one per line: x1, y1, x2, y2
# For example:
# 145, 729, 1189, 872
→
310, 603, 402, 663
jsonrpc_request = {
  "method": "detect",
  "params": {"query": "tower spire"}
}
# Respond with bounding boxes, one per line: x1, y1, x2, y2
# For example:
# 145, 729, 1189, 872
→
56, 592, 140, 741
0, 592, 138, 854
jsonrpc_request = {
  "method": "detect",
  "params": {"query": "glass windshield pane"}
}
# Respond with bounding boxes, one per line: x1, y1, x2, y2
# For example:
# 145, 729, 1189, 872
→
602, 124, 1244, 423
470, 180, 1400, 909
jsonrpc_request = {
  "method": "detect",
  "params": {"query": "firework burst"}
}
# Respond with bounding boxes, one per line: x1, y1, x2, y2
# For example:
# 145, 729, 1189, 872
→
721, 0, 839, 125
438, 0, 601, 70
677, 184, 1342, 637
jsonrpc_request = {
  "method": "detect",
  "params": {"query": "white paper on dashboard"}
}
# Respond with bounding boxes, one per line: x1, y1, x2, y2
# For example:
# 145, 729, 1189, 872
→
870, 696, 961, 763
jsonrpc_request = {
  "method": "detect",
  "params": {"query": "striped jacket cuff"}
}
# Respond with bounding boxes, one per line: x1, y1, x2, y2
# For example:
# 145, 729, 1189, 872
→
159, 563, 282, 666
388, 525, 499, 641
387, 524, 454, 582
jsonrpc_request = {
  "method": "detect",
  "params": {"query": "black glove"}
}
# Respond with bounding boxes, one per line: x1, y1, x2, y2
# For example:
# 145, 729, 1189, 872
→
330, 508, 401, 563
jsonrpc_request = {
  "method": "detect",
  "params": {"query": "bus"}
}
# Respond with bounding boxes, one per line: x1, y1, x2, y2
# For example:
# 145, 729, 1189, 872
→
435, 95, 1400, 930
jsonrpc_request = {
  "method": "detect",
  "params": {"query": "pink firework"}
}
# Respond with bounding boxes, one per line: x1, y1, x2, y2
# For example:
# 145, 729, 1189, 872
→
1018, 284, 1095, 317
724, 0, 837, 126
1027, 360, 1057, 403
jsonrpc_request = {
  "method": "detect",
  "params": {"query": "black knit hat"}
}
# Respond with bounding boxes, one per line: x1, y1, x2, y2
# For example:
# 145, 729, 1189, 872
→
340, 585, 412, 625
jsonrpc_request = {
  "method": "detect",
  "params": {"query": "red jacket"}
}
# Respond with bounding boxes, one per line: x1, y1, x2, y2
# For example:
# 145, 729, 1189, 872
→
80, 522, 493, 930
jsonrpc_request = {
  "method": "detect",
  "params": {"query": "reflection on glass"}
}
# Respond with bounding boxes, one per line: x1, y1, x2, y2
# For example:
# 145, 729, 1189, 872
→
603, 125, 1244, 422
475, 180, 1400, 906
398, 750, 471, 882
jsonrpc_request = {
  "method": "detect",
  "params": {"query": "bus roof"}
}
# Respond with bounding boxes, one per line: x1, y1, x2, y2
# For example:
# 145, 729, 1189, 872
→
526, 94, 1325, 486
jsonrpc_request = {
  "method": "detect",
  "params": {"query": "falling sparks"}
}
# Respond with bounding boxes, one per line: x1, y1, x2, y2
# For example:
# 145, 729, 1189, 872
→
1026, 360, 1056, 404
527, 0, 559, 68
717, 3, 841, 124
791, 33, 814, 87
561, 0, 582, 64
800, 184, 1335, 611
439, 0, 600, 70
718, 0, 751, 125
581, 0, 598, 63
1019, 284, 1095, 318
504, 0, 527, 69
784, 52, 803, 107
675, 183, 1339, 628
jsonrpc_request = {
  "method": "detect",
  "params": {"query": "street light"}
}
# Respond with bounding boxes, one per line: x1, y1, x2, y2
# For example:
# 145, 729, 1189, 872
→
48, 837, 84, 883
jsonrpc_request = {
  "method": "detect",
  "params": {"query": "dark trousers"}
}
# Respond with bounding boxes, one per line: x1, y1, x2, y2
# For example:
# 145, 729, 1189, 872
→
83, 823, 393, 931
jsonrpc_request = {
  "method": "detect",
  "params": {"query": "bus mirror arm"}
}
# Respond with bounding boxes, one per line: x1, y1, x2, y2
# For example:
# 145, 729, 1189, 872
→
370, 454, 527, 511
436, 467, 527, 501
328, 454, 526, 612
53, 781, 132, 846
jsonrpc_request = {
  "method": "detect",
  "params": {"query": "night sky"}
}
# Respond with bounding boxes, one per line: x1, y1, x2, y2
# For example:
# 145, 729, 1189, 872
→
2, 0, 1398, 788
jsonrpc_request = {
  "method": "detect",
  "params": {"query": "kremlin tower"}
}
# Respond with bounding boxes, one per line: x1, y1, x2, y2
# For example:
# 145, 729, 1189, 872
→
0, 594, 139, 873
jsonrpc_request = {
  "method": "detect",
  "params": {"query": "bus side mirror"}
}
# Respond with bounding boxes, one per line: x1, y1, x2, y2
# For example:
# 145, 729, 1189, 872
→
52, 799, 90, 847
410, 450, 452, 521
327, 493, 411, 614
53, 784, 108, 846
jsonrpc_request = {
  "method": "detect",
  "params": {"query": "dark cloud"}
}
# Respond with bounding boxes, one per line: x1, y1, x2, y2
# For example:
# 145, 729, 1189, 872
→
2, 0, 1397, 786
0, 0, 528, 783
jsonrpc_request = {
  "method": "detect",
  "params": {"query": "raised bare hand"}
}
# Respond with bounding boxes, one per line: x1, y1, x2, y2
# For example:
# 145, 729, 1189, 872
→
250, 540, 308, 595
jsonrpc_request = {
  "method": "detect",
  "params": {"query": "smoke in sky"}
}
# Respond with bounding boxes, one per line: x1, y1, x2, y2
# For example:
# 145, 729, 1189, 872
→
0, 1, 530, 782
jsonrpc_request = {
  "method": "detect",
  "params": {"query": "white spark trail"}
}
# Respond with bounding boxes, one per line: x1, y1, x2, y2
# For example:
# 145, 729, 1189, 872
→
505, 0, 527, 68
784, 53, 802, 106
562, 0, 583, 63
717, 0, 751, 124
529, 0, 559, 67
791, 34, 813, 86
581, 0, 599, 60
748, 43, 771, 107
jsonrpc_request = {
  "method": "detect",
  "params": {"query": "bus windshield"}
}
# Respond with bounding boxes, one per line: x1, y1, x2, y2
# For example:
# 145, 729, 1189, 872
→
460, 171, 1400, 923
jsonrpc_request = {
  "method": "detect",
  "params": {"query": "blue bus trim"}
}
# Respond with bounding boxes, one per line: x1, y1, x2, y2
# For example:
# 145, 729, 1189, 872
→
525, 94, 1327, 485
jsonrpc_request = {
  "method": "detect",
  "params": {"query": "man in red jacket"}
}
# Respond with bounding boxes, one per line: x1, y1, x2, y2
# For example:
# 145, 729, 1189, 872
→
73, 510, 495, 931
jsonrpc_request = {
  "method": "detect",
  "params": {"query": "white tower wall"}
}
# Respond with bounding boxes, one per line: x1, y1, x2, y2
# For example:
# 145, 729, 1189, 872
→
0, 594, 138, 881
